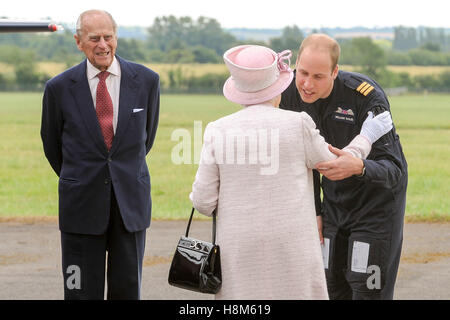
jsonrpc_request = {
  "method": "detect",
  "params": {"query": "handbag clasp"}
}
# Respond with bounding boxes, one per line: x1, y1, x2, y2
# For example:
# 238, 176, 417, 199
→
189, 240, 202, 250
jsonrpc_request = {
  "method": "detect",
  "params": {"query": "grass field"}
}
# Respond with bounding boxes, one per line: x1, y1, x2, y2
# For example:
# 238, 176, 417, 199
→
0, 92, 449, 221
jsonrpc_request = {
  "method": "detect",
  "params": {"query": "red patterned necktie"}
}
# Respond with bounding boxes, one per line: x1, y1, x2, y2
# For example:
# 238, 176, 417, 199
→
96, 71, 114, 151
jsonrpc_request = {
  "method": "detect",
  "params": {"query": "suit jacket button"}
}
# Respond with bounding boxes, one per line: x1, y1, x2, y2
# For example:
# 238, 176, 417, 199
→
104, 179, 109, 185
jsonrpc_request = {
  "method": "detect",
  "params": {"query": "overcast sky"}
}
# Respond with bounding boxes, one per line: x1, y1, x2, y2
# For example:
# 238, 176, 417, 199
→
3, 0, 449, 29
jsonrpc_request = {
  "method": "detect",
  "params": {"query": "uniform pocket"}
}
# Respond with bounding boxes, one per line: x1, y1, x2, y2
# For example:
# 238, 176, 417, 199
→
322, 230, 348, 277
345, 235, 387, 294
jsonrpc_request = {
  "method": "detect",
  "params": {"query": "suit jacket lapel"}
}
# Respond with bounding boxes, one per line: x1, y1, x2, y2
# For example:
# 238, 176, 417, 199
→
69, 60, 108, 154
109, 56, 139, 155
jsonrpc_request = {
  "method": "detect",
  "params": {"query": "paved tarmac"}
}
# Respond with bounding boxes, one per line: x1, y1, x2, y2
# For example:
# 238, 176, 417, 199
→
0, 219, 449, 300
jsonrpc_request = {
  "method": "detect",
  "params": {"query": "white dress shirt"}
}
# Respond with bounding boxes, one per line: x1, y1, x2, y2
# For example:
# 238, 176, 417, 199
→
86, 57, 121, 134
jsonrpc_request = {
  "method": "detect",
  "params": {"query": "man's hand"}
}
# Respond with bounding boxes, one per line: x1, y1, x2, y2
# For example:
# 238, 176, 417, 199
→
315, 145, 364, 181
316, 215, 324, 245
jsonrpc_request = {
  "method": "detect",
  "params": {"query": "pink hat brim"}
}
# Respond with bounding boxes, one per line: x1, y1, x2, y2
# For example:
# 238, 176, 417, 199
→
223, 70, 294, 105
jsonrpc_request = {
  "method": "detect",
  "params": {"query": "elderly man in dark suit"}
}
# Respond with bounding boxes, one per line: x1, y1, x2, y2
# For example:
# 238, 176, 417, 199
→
41, 10, 159, 299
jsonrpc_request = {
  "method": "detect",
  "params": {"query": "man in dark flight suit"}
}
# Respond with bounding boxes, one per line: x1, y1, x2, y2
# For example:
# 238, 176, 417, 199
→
281, 34, 407, 300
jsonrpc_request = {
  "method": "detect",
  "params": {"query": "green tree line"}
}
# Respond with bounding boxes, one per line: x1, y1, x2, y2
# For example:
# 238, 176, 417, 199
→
1, 16, 449, 92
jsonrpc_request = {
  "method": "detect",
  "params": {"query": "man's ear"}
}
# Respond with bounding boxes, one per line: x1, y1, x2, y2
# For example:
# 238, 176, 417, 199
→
332, 64, 339, 79
295, 53, 300, 70
74, 34, 83, 52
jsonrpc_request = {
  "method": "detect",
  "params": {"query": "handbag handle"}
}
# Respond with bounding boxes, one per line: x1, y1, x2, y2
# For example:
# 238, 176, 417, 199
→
185, 207, 217, 245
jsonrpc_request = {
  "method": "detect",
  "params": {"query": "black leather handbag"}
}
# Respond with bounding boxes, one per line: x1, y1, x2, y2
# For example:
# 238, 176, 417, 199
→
168, 208, 222, 294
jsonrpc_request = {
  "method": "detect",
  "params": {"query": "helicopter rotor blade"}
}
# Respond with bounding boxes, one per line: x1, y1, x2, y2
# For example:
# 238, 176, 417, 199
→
0, 22, 63, 33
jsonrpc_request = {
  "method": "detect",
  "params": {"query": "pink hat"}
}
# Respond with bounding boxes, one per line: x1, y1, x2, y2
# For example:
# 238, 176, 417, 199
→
223, 45, 294, 105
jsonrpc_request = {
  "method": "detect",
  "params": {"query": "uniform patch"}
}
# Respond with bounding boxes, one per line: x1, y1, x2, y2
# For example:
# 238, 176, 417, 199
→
333, 107, 355, 124
351, 241, 370, 273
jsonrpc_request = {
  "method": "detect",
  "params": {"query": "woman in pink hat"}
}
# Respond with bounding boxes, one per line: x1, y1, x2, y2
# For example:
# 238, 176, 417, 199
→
189, 45, 392, 299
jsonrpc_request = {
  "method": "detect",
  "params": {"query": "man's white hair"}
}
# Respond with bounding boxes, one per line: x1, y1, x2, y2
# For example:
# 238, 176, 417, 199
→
75, 10, 117, 36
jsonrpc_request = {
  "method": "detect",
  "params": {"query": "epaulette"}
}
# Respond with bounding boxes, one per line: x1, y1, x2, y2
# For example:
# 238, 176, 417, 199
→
341, 71, 376, 97
355, 81, 375, 96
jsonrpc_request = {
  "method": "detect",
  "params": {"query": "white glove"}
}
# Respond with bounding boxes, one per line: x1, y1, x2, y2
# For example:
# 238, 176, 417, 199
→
360, 111, 393, 144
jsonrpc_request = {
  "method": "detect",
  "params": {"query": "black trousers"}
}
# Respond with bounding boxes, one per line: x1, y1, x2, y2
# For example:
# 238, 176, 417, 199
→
322, 225, 403, 300
60, 187, 146, 300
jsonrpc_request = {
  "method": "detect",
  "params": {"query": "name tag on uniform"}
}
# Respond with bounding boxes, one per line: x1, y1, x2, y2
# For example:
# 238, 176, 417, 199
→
333, 107, 355, 124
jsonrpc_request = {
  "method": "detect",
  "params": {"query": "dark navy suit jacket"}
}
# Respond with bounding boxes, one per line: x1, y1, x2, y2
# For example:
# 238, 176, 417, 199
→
41, 55, 160, 235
